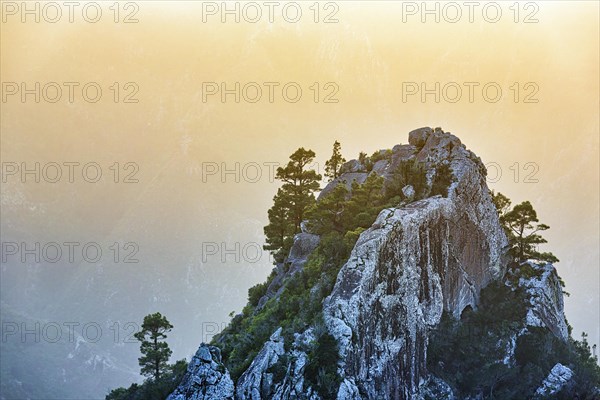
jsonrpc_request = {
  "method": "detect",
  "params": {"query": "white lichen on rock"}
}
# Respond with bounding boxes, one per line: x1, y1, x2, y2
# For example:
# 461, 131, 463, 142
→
535, 363, 573, 397
167, 344, 234, 400
518, 262, 569, 341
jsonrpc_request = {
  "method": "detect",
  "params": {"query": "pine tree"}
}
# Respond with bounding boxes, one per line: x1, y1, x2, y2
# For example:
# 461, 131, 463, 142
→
345, 174, 384, 229
491, 190, 511, 217
134, 312, 173, 381
306, 183, 348, 234
324, 141, 346, 181
263, 189, 294, 263
491, 192, 558, 264
275, 148, 322, 233
263, 148, 321, 263
350, 173, 384, 209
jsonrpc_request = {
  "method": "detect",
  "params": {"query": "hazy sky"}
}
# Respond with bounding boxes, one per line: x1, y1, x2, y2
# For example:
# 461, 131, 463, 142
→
2, 0, 599, 356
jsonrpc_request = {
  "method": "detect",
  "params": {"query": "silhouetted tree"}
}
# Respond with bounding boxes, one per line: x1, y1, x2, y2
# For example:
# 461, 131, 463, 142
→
324, 140, 346, 181
134, 312, 173, 381
264, 148, 321, 262
491, 192, 558, 264
263, 188, 295, 263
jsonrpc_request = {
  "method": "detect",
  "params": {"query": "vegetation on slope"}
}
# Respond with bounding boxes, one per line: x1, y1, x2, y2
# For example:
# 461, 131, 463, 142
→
214, 142, 437, 392
427, 276, 600, 399
427, 194, 600, 399
103, 137, 481, 398
106, 360, 187, 400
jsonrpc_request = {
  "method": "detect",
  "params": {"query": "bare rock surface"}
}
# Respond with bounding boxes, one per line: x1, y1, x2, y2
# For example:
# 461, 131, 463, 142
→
167, 344, 234, 400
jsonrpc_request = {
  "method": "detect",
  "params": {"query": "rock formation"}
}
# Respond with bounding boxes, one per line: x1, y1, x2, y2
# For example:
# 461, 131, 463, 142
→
323, 127, 506, 399
167, 345, 234, 400
519, 262, 569, 341
168, 128, 582, 400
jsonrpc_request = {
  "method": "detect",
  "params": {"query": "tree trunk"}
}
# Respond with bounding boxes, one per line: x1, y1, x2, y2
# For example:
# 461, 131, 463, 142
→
154, 336, 160, 380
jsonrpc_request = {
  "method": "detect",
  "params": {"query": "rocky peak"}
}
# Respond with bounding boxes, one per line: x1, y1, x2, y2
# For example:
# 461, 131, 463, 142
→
167, 344, 234, 400
322, 129, 506, 398
319, 127, 485, 202
167, 128, 581, 400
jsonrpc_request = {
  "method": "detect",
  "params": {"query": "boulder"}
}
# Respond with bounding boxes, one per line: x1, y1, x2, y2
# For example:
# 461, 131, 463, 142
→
401, 185, 415, 200
408, 127, 433, 148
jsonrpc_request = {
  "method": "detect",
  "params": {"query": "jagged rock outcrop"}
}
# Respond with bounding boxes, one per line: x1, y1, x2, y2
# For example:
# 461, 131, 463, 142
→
235, 328, 285, 399
232, 327, 320, 399
272, 329, 319, 400
167, 344, 234, 400
256, 233, 320, 310
519, 262, 569, 341
323, 128, 507, 399
534, 363, 574, 397
416, 376, 455, 400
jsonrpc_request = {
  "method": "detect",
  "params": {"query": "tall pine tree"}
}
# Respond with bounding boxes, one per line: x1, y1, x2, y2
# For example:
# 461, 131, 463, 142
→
133, 312, 173, 381
324, 140, 346, 181
263, 189, 295, 263
264, 148, 321, 263
275, 148, 322, 233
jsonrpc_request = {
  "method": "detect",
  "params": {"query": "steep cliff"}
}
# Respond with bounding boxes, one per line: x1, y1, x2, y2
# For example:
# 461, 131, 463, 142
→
167, 128, 592, 400
519, 262, 569, 341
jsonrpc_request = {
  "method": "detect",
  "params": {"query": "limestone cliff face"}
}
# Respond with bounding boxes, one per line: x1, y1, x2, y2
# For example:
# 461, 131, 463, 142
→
323, 128, 507, 399
519, 262, 569, 341
168, 128, 572, 400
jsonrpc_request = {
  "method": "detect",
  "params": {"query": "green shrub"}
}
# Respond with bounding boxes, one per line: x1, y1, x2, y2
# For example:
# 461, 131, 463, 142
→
105, 360, 187, 400
370, 149, 392, 164
267, 354, 290, 384
428, 280, 600, 399
428, 282, 528, 398
430, 163, 454, 198
248, 281, 269, 307
305, 332, 342, 398
384, 159, 428, 202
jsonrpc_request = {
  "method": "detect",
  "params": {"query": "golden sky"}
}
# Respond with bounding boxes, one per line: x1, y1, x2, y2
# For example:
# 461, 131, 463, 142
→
1, 1, 599, 349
